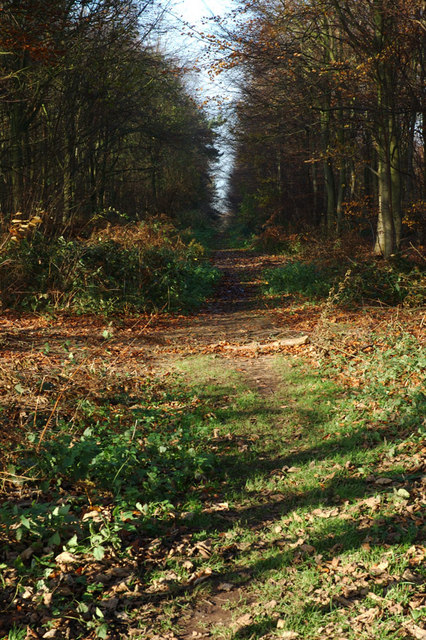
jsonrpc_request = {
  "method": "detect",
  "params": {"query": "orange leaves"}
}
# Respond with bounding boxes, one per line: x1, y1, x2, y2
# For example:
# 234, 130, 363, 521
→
9, 210, 44, 243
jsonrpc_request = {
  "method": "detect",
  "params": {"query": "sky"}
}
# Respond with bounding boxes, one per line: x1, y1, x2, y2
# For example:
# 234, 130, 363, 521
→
170, 0, 231, 24
163, 0, 238, 209
164, 0, 236, 105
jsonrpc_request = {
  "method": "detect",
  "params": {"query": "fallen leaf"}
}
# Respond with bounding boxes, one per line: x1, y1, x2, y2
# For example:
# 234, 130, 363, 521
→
55, 551, 79, 564
370, 561, 389, 575
289, 538, 305, 549
300, 544, 316, 554
396, 488, 410, 499
404, 622, 426, 640
235, 613, 252, 628
375, 477, 393, 485
363, 496, 381, 508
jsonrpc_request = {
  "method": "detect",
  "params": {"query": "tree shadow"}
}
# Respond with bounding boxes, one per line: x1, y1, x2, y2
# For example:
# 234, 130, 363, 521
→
0, 349, 422, 637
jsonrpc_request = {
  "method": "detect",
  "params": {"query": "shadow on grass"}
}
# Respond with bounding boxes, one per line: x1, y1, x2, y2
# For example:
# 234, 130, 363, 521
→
0, 357, 422, 637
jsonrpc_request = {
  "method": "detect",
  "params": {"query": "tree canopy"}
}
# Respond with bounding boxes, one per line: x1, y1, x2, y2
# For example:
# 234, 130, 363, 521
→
222, 0, 425, 256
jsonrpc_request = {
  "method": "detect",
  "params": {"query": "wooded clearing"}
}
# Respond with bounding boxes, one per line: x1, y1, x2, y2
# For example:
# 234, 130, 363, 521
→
0, 237, 425, 639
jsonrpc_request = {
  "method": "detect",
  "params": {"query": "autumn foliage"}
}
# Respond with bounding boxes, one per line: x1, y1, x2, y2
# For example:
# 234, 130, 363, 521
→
220, 0, 425, 257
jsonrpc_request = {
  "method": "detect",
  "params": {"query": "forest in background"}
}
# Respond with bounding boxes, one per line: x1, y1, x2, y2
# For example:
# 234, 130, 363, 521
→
0, 0, 216, 231
0, 0, 223, 314
223, 0, 425, 258
0, 2, 425, 639
0, 1, 424, 317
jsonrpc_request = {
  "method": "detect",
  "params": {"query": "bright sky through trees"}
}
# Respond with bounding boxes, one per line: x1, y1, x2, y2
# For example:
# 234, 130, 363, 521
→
166, 0, 237, 210
165, 0, 234, 106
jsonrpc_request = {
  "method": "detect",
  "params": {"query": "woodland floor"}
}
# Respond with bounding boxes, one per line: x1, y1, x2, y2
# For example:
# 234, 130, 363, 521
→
0, 244, 425, 640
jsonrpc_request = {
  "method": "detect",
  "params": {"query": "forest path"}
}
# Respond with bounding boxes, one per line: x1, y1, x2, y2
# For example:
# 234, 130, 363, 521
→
148, 247, 310, 640
0, 246, 309, 367
149, 245, 309, 364
0, 244, 312, 467
1, 245, 425, 640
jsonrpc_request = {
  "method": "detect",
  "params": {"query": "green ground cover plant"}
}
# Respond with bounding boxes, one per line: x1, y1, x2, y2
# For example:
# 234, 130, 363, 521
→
262, 261, 332, 299
1, 327, 424, 639
262, 258, 425, 307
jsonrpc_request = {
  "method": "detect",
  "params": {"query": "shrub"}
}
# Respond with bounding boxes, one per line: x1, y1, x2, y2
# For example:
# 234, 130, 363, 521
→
263, 258, 425, 307
263, 261, 332, 299
334, 260, 425, 307
0, 219, 220, 313
256, 226, 304, 255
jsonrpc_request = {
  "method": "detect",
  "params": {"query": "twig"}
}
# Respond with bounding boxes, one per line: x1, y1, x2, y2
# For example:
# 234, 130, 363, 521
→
104, 305, 168, 372
409, 242, 426, 263
0, 471, 38, 481
36, 360, 86, 452
311, 340, 369, 363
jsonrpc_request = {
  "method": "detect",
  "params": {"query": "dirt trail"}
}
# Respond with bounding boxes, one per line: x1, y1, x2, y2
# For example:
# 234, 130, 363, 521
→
154, 247, 302, 353
152, 248, 298, 640
0, 247, 303, 361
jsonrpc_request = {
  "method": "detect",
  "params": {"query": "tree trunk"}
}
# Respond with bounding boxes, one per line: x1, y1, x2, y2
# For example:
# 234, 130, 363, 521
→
320, 105, 336, 233
390, 121, 401, 249
374, 151, 394, 257
373, 0, 399, 257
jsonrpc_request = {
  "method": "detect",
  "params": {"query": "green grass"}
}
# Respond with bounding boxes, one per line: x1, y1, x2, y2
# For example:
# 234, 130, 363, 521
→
0, 334, 424, 639
262, 261, 332, 299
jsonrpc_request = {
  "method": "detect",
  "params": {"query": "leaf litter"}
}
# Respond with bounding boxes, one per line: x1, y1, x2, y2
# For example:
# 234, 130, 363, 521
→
0, 247, 425, 639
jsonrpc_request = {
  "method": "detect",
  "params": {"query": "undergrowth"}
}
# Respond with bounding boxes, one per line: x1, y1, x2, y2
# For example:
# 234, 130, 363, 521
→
0, 228, 424, 639
263, 261, 331, 299
2, 374, 217, 550
262, 258, 425, 307
0, 328, 424, 639
0, 218, 220, 313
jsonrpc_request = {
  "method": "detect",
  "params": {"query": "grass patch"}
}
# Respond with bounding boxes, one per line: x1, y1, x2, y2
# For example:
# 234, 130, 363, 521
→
0, 332, 424, 638
262, 261, 332, 299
